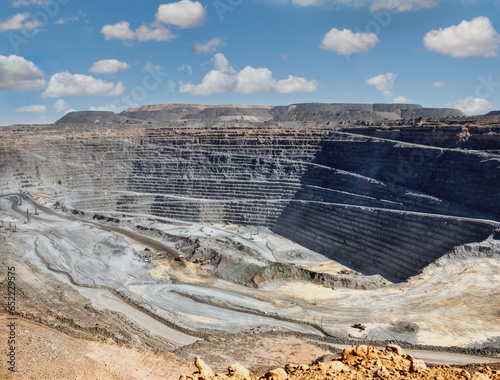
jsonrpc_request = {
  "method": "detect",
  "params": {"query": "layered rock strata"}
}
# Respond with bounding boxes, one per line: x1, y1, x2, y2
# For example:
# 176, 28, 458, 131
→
1, 108, 498, 280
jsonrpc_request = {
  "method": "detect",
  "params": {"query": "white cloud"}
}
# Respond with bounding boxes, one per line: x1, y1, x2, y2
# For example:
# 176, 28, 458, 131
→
295, 0, 437, 10
275, 75, 318, 93
89, 104, 118, 112
261, 0, 289, 5
0, 55, 45, 91
461, 0, 482, 6
370, 0, 437, 11
213, 53, 234, 73
393, 96, 412, 103
178, 64, 193, 75
10, 0, 47, 6
433, 81, 447, 88
195, 37, 223, 55
55, 17, 79, 25
155, 0, 206, 28
446, 97, 494, 115
366, 73, 397, 95
101, 21, 135, 40
136, 25, 176, 41
16, 104, 47, 113
424, 16, 499, 58
167, 80, 177, 92
26, 18, 41, 28
42, 72, 125, 98
292, 0, 323, 6
101, 21, 176, 42
235, 67, 275, 95
0, 13, 29, 31
23, 19, 42, 33
54, 99, 71, 113
89, 59, 131, 74
179, 70, 236, 95
320, 28, 379, 55
180, 54, 318, 96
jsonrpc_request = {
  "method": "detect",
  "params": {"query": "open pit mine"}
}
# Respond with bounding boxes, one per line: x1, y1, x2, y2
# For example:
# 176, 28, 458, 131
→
1, 103, 500, 379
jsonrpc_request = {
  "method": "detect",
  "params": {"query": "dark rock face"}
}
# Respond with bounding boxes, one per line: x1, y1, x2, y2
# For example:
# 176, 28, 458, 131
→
269, 130, 500, 280
344, 125, 500, 150
311, 133, 500, 216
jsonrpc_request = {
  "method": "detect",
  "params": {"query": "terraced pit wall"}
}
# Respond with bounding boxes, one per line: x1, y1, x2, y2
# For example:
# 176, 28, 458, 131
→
1, 124, 498, 280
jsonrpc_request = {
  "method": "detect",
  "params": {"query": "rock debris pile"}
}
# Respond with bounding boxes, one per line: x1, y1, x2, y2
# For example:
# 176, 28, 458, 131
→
180, 345, 500, 380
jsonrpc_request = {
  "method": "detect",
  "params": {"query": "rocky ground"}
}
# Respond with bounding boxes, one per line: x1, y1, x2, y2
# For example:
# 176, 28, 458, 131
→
180, 345, 500, 380
0, 312, 339, 379
2, 313, 499, 380
0, 313, 194, 380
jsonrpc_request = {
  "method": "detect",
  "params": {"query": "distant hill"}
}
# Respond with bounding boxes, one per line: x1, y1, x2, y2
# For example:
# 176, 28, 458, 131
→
486, 110, 500, 116
269, 103, 466, 122
56, 103, 467, 124
56, 111, 129, 124
121, 103, 466, 123
120, 104, 275, 123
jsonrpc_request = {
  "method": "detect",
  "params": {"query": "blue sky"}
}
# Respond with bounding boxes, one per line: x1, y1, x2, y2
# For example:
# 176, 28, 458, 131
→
1, 0, 500, 125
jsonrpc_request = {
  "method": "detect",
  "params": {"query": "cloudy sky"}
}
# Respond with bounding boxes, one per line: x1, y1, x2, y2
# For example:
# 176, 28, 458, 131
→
1, 0, 500, 124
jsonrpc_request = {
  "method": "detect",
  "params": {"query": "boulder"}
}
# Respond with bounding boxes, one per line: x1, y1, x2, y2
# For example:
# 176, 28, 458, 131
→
194, 357, 213, 378
324, 361, 350, 373
264, 368, 287, 380
409, 358, 427, 373
342, 345, 369, 363
386, 344, 406, 356
228, 363, 250, 378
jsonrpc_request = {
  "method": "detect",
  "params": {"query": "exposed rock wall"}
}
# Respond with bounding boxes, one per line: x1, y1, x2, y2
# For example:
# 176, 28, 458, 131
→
312, 132, 500, 217
272, 202, 495, 279
1, 121, 498, 280
345, 125, 500, 150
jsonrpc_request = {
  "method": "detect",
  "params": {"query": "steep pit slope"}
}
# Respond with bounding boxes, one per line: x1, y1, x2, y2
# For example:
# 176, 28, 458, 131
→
1, 115, 499, 281
270, 128, 500, 279
343, 117, 500, 151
